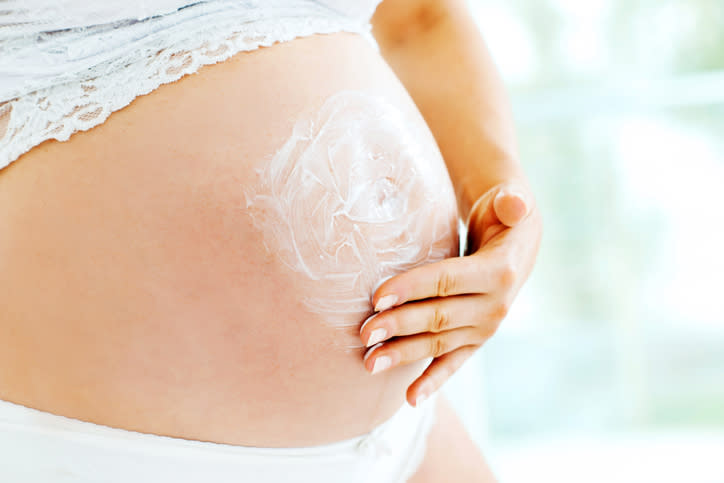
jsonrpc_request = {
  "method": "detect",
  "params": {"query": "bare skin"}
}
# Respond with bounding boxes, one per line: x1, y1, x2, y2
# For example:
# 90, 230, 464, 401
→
1, 33, 497, 483
408, 394, 497, 483
0, 33, 453, 447
368, 0, 542, 408
0, 1, 536, 480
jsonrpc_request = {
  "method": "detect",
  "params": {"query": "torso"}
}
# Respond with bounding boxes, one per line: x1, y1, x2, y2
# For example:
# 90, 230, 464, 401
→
0, 32, 459, 447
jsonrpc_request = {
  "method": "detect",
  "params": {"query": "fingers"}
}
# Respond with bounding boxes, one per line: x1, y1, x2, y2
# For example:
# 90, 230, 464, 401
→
362, 327, 488, 375
481, 223, 508, 245
370, 182, 536, 310
470, 182, 530, 231
493, 186, 530, 227
360, 294, 506, 347
407, 345, 478, 406
358, 180, 541, 406
464, 181, 533, 255
371, 255, 514, 311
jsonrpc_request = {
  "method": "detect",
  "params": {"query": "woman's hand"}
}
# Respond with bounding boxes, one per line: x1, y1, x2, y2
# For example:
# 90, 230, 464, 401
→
359, 180, 542, 406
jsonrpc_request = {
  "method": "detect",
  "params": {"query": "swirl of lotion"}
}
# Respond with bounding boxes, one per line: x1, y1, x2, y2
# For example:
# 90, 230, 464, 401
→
244, 91, 458, 343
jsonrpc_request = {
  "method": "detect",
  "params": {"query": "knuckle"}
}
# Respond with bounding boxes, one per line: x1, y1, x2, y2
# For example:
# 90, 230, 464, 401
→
478, 321, 500, 340
435, 270, 457, 297
429, 335, 449, 358
474, 324, 489, 339
490, 318, 503, 336
430, 306, 450, 332
491, 301, 511, 322
498, 264, 517, 290
474, 318, 491, 337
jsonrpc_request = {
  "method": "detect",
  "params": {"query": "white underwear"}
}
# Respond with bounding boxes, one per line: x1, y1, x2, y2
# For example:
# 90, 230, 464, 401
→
0, 393, 437, 483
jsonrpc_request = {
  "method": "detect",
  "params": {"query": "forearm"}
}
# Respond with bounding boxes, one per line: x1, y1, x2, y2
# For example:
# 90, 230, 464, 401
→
372, 0, 525, 219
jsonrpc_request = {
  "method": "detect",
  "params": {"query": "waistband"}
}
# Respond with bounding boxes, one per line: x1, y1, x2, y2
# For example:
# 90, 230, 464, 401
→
0, 393, 438, 482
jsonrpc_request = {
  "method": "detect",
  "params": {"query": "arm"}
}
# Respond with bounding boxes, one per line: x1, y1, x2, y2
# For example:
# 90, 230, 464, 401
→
360, 0, 543, 405
372, 0, 526, 222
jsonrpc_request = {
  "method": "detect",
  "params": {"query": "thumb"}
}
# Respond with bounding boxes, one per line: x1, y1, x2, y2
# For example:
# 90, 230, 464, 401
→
493, 183, 530, 227
464, 181, 531, 255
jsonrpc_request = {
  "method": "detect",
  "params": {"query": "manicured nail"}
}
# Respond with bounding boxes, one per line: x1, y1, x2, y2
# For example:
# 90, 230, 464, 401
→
366, 328, 387, 347
375, 295, 398, 312
509, 188, 528, 207
501, 187, 528, 211
507, 185, 526, 198
363, 342, 384, 362
497, 187, 522, 202
415, 392, 428, 406
371, 355, 392, 374
359, 312, 379, 334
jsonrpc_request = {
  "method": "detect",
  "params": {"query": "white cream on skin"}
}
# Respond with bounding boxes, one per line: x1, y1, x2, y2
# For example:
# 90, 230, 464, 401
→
244, 91, 458, 349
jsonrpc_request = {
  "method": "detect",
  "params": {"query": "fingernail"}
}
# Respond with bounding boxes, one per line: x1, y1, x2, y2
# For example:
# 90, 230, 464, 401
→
415, 392, 428, 406
371, 275, 394, 294
497, 187, 525, 203
375, 295, 398, 312
509, 188, 526, 201
363, 342, 384, 362
371, 355, 392, 374
495, 189, 505, 202
508, 188, 528, 210
366, 328, 387, 347
359, 312, 379, 334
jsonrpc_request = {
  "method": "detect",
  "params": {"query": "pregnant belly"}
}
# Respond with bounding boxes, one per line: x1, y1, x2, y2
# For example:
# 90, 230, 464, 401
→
0, 33, 459, 446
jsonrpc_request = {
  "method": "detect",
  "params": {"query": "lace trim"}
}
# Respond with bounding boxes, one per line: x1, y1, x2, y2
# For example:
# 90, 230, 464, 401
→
0, 15, 374, 170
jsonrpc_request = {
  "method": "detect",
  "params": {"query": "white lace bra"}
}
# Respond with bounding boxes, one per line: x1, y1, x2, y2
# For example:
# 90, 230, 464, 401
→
0, 0, 383, 169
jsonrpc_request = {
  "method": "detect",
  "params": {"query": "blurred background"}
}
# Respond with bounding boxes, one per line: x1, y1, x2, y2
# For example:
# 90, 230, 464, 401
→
443, 0, 724, 481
